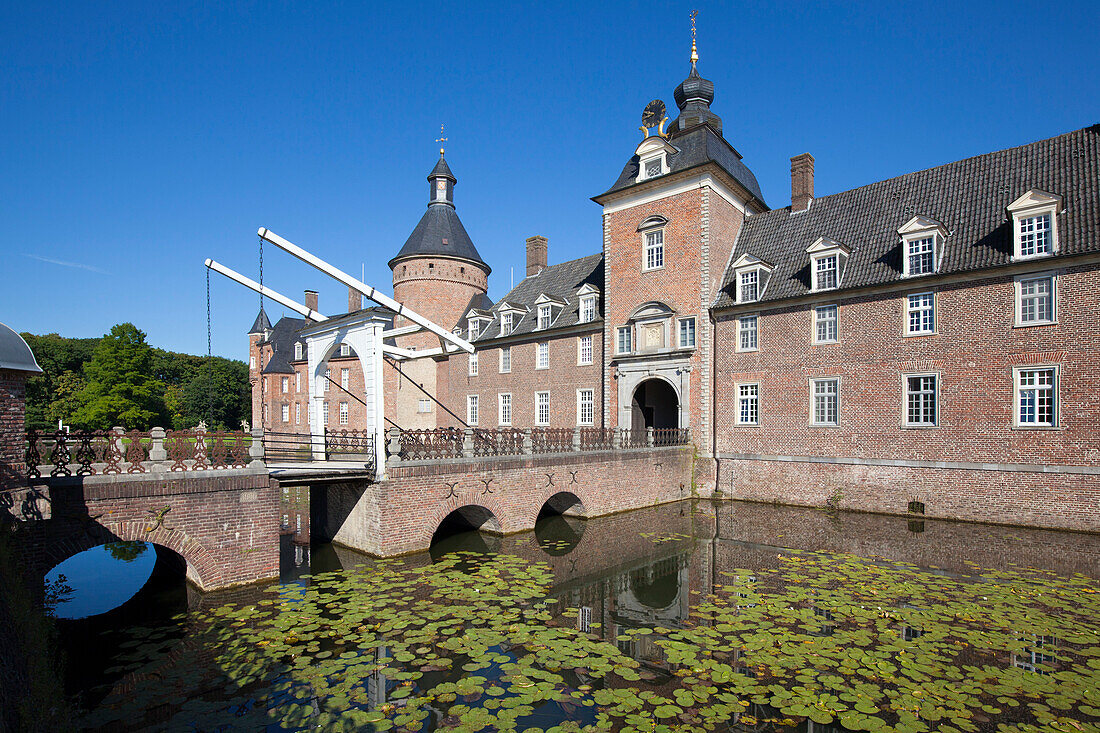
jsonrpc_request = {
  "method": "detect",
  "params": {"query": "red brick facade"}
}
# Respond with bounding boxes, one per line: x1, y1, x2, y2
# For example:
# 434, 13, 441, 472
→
0, 369, 28, 493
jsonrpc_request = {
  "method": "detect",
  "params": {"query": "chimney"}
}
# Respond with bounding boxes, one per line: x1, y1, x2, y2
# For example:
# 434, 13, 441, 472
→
791, 153, 815, 212
304, 290, 318, 313
526, 235, 548, 276
348, 286, 362, 313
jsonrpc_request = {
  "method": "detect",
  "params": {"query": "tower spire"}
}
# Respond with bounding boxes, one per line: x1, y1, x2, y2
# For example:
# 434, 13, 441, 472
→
436, 123, 447, 156
690, 10, 699, 66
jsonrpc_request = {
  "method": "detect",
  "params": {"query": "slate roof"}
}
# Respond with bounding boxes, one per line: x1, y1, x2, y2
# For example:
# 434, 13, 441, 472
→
248, 308, 271, 335
0, 322, 42, 373
598, 124, 766, 206
466, 254, 605, 342
714, 124, 1100, 308
259, 316, 305, 374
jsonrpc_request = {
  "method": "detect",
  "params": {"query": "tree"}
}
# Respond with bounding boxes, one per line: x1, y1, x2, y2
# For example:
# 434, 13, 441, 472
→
175, 357, 250, 430
20, 333, 97, 431
72, 324, 168, 430
45, 371, 86, 428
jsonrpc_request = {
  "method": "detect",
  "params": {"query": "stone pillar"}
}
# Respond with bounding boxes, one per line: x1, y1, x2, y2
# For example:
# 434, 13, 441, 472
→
612, 427, 622, 450
572, 426, 582, 452
462, 428, 475, 458
149, 426, 167, 472
522, 430, 533, 455
646, 427, 655, 447
249, 426, 265, 467
387, 428, 402, 466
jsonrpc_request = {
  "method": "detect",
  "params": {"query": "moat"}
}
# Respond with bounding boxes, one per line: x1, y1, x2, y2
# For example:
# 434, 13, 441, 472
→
48, 498, 1100, 732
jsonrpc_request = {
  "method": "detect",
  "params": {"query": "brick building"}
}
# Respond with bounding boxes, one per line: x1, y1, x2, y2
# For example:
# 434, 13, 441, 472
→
0, 323, 42, 492
247, 42, 1100, 527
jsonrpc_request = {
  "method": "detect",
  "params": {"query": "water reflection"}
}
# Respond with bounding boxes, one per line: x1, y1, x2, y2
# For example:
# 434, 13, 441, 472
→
46, 541, 156, 619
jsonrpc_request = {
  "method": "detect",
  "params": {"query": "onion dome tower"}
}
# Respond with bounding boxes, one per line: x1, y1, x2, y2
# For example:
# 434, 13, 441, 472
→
666, 24, 723, 137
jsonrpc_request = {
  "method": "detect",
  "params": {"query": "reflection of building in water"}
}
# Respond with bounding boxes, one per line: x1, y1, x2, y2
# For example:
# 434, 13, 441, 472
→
1013, 634, 1057, 674
279, 485, 310, 545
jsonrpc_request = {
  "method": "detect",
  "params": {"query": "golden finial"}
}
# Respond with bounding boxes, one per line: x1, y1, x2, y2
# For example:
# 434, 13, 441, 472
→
436, 124, 448, 155
690, 10, 699, 64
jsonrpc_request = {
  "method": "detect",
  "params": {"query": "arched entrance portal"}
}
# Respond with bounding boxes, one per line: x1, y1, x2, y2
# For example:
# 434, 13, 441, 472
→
631, 378, 679, 431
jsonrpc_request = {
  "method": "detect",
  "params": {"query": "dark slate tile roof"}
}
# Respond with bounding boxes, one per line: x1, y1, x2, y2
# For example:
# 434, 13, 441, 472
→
248, 308, 271, 335
467, 254, 604, 342
259, 308, 395, 372
714, 124, 1100, 308
598, 124, 766, 205
388, 202, 490, 272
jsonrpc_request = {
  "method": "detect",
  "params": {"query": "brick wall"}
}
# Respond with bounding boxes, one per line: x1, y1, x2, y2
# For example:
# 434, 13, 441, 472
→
713, 261, 1100, 531
0, 369, 28, 492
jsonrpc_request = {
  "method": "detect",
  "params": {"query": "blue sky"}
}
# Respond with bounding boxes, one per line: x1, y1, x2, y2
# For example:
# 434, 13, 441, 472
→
2, 1, 1097, 359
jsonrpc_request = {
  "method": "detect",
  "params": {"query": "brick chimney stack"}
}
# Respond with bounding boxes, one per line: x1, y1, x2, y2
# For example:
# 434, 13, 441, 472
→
526, 235, 548, 277
304, 290, 318, 313
791, 153, 815, 212
348, 286, 362, 313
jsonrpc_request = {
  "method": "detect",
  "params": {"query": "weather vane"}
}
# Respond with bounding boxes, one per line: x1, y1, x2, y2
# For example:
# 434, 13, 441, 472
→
436, 124, 447, 155
690, 10, 699, 64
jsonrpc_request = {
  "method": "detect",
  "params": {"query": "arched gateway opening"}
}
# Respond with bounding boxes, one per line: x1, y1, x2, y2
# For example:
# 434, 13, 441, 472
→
631, 378, 680, 431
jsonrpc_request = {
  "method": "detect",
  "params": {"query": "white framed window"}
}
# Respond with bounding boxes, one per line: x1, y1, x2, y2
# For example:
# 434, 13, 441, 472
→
906, 237, 935, 276
905, 293, 935, 335
322, 401, 329, 427
498, 393, 512, 426
340, 368, 349, 389
536, 342, 549, 369
814, 305, 838, 344
339, 344, 350, 357
737, 315, 758, 352
499, 346, 511, 373
736, 384, 759, 425
578, 335, 593, 365
294, 402, 300, 425
643, 158, 662, 179
323, 369, 330, 392
281, 377, 288, 393
1008, 190, 1061, 260
577, 389, 594, 426
644, 230, 664, 271
678, 317, 697, 349
468, 319, 481, 340
500, 311, 514, 335
579, 295, 597, 323
806, 237, 850, 292
417, 398, 431, 414
281, 403, 289, 422
814, 254, 839, 291
738, 270, 759, 302
616, 326, 632, 355
249, 355, 255, 370
897, 218, 945, 277
811, 378, 839, 426
904, 374, 938, 427
1015, 367, 1057, 427
466, 395, 479, 425
339, 401, 348, 425
469, 352, 479, 376
537, 304, 552, 330
296, 371, 301, 392
294, 342, 303, 360
535, 391, 550, 426
1015, 273, 1056, 326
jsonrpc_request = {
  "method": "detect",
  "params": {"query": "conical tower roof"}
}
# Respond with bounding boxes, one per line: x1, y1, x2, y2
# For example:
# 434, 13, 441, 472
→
248, 307, 271, 335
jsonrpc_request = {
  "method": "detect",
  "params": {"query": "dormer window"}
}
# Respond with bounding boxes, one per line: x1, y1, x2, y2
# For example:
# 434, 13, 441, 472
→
579, 296, 596, 323
633, 136, 676, 183
730, 254, 775, 304
501, 312, 514, 335
468, 318, 480, 340
806, 237, 850, 292
537, 304, 552, 329
644, 158, 662, 178
339, 344, 351, 357
1007, 190, 1061, 260
294, 342, 303, 361
534, 295, 564, 330
897, 217, 947, 277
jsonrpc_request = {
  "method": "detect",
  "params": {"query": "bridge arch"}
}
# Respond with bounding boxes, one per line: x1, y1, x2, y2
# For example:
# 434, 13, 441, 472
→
423, 492, 508, 549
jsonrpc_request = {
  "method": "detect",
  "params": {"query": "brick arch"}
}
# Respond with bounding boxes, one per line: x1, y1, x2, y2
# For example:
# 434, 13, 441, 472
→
525, 488, 591, 528
420, 489, 508, 547
36, 520, 216, 590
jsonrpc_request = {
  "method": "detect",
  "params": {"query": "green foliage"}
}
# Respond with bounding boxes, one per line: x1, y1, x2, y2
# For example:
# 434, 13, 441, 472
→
72, 323, 167, 430
103, 541, 149, 563
45, 370, 86, 427
20, 333, 97, 430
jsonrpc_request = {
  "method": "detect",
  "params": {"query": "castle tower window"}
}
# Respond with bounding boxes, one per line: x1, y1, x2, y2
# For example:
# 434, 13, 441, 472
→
644, 230, 665, 271
1007, 189, 1061, 260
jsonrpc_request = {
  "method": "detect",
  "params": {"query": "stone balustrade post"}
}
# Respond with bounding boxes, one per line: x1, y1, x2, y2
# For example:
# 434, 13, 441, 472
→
386, 428, 402, 466
612, 427, 622, 450
646, 427, 655, 447
249, 426, 265, 467
149, 427, 167, 472
572, 427, 582, 452
462, 428, 475, 458
522, 430, 533, 455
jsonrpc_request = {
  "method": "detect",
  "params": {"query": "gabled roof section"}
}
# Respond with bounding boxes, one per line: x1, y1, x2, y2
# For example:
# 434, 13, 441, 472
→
475, 254, 604, 342
806, 236, 850, 255
596, 124, 766, 206
715, 124, 1100, 308
1007, 188, 1062, 214
897, 216, 948, 237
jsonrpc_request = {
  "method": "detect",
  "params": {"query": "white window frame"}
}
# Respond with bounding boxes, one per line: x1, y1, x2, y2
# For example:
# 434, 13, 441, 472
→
738, 269, 760, 302
466, 395, 479, 425
812, 253, 839, 291
417, 398, 431, 414
340, 368, 349, 389
294, 402, 300, 425
322, 401, 329, 427
537, 304, 552, 330
1014, 272, 1057, 327
897, 217, 947, 278
281, 403, 289, 423
642, 156, 664, 179
294, 342, 303, 360
806, 237, 850, 292
499, 346, 511, 373
577, 389, 594, 426
1014, 366, 1058, 428
468, 318, 481, 340
339, 344, 351, 357
677, 316, 697, 349
810, 378, 840, 427
736, 315, 758, 352
578, 335, 593, 365
323, 369, 330, 392
579, 295, 597, 323
903, 372, 939, 428
813, 304, 839, 344
904, 292, 936, 336
339, 401, 349, 426
1007, 190, 1061, 261
500, 311, 514, 335
536, 342, 549, 370
736, 383, 759, 426
643, 229, 665, 271
468, 352, 479, 376
281, 377, 288, 393
535, 391, 550, 426
498, 393, 512, 426
296, 371, 301, 392
616, 326, 632, 355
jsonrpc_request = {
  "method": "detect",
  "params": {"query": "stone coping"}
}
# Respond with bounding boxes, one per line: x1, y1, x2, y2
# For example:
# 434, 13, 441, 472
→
388, 445, 690, 475
718, 452, 1100, 476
